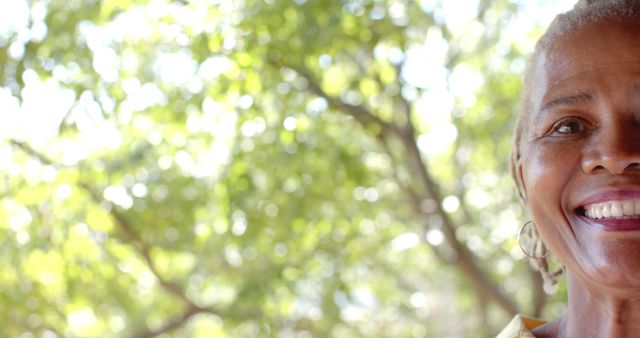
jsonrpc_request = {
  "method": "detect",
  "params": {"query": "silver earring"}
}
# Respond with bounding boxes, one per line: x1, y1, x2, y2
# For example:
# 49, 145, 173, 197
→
518, 220, 549, 259
518, 221, 563, 293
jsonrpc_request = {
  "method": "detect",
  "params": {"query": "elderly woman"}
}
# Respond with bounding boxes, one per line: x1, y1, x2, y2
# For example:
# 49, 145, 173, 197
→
498, 0, 640, 337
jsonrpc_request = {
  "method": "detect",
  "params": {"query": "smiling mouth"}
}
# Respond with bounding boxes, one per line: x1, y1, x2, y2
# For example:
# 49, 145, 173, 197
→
579, 199, 640, 220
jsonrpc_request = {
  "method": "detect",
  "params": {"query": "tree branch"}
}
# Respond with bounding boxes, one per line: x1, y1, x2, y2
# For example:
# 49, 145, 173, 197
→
275, 61, 519, 315
396, 118, 518, 315
9, 139, 60, 167
78, 184, 228, 337
9, 140, 256, 337
270, 59, 399, 136
131, 305, 201, 338
378, 133, 449, 265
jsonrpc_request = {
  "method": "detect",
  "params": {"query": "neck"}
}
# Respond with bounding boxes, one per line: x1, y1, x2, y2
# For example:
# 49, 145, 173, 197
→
537, 273, 640, 338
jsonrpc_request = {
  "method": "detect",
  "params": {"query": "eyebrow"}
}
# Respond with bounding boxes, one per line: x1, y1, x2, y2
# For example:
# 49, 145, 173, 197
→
539, 91, 593, 113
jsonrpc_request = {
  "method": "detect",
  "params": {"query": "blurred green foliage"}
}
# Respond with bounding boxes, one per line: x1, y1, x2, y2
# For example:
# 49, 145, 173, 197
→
0, 0, 572, 337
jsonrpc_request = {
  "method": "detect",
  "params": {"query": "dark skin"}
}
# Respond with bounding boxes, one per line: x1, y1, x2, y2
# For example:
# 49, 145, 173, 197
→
517, 19, 640, 338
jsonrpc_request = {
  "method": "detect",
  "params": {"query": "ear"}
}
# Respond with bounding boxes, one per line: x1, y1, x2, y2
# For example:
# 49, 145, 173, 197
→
516, 159, 528, 205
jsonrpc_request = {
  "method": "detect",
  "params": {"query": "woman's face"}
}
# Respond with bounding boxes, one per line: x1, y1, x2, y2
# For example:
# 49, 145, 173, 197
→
518, 19, 640, 290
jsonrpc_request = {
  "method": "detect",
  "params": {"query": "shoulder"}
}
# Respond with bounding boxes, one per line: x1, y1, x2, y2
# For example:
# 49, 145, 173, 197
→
495, 314, 546, 338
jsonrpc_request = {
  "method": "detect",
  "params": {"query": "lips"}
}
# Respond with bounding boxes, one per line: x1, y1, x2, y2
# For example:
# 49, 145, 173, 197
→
576, 189, 640, 231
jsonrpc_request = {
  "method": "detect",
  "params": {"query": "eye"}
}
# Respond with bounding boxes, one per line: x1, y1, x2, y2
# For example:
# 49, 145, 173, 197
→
550, 117, 588, 135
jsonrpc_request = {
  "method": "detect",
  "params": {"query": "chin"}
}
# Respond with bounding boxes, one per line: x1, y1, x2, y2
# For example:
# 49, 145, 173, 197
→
579, 261, 640, 292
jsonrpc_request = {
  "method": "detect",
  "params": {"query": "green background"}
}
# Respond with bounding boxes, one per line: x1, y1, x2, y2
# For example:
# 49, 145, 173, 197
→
1, 0, 574, 337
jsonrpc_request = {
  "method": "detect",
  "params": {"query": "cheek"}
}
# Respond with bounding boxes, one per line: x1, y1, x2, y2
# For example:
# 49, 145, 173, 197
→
522, 142, 575, 203
521, 142, 581, 235
521, 142, 583, 266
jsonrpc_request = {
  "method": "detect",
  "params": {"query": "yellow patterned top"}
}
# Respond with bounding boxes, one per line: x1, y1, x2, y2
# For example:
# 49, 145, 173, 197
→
495, 315, 546, 338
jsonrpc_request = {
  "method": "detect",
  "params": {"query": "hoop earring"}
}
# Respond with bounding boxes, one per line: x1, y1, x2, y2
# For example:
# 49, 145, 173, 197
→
518, 220, 549, 258
518, 221, 563, 293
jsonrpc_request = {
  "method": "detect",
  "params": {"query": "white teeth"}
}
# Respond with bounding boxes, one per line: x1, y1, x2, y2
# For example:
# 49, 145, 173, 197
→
611, 203, 623, 217
584, 199, 640, 219
623, 200, 635, 215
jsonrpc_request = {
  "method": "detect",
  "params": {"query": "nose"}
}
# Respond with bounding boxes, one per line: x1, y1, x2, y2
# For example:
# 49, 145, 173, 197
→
582, 120, 640, 174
